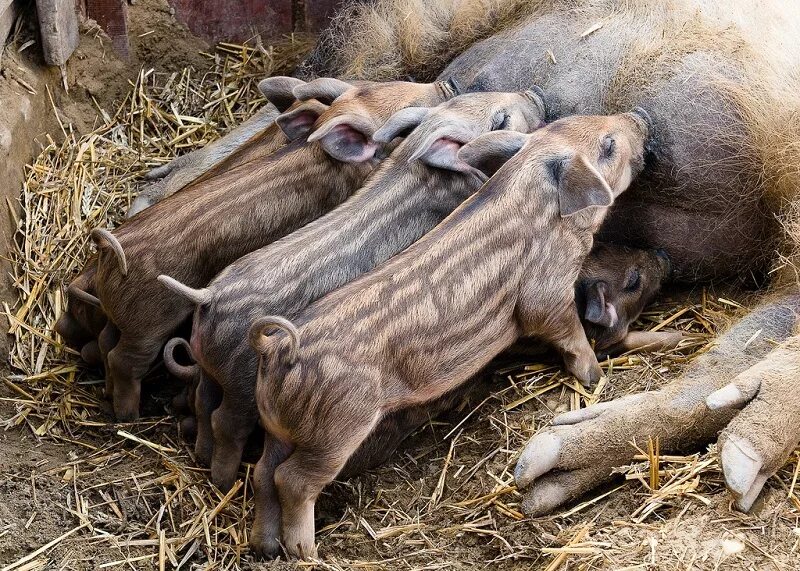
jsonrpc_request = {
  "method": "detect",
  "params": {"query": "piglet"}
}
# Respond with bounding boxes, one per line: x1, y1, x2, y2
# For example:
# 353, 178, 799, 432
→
577, 242, 683, 354
54, 76, 315, 362
247, 109, 653, 558
159, 89, 546, 491
127, 76, 309, 216
337, 242, 676, 480
91, 78, 460, 421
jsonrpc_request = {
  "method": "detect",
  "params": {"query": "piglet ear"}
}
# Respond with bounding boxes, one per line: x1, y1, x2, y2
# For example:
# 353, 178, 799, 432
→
406, 123, 481, 177
556, 154, 613, 217
275, 100, 330, 141
258, 76, 306, 112
307, 113, 379, 163
373, 107, 431, 143
293, 77, 353, 105
457, 130, 528, 179
584, 281, 618, 327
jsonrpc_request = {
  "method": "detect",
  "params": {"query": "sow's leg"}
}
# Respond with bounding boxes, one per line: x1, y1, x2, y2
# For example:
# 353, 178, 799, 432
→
515, 294, 800, 514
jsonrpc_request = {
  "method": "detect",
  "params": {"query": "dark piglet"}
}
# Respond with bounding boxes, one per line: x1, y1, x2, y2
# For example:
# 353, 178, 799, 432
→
577, 242, 682, 354
159, 89, 546, 491
91, 78, 459, 421
248, 110, 652, 558
127, 76, 308, 216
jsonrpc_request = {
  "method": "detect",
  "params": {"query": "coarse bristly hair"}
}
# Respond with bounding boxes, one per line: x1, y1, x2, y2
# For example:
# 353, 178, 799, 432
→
302, 0, 800, 291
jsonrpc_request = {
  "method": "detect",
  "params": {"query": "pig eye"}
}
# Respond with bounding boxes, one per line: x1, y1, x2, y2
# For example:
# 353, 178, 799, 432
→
624, 269, 641, 291
601, 135, 616, 158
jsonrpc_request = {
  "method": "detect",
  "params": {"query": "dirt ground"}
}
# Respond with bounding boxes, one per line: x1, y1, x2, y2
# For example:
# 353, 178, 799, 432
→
1, 4, 800, 570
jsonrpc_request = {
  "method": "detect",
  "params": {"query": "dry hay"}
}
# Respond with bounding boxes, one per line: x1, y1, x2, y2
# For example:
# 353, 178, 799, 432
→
1, 43, 799, 571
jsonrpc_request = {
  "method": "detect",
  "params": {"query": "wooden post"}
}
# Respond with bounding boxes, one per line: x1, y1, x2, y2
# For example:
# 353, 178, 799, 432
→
0, 0, 18, 49
35, 0, 80, 66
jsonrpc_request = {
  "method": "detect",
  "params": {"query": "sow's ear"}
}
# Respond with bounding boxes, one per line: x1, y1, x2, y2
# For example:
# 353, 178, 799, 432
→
258, 76, 306, 112
372, 107, 431, 143
293, 77, 353, 105
307, 113, 378, 163
275, 100, 331, 141
457, 130, 528, 180
555, 153, 613, 217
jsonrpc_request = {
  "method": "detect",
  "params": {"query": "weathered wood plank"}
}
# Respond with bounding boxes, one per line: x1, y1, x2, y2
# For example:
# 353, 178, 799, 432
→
36, 0, 80, 66
1, 0, 18, 51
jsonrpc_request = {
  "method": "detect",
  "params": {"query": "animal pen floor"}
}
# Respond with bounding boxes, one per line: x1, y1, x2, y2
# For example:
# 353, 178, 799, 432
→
1, 23, 800, 571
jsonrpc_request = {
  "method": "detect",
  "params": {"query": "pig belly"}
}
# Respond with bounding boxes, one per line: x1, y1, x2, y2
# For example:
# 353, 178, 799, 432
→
599, 198, 773, 285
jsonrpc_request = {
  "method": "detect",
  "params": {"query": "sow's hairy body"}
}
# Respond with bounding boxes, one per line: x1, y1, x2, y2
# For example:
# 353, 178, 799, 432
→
306, 0, 800, 515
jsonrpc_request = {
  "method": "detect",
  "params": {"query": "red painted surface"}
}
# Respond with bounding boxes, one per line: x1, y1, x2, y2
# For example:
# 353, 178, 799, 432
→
86, 0, 130, 57
169, 0, 293, 43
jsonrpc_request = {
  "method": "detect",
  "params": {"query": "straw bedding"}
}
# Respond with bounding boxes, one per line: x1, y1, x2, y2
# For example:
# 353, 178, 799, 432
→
1, 40, 799, 571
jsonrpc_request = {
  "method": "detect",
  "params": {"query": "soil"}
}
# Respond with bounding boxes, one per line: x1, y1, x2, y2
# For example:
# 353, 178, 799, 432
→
1, 4, 799, 569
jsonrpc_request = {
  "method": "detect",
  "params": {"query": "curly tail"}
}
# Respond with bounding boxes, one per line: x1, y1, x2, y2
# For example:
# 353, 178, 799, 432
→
90, 228, 128, 276
67, 282, 101, 308
163, 337, 199, 383
248, 316, 300, 364
157, 275, 213, 305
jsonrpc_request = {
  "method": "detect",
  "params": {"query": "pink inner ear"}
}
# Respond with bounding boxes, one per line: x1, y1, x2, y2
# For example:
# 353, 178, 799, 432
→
287, 112, 316, 134
321, 124, 379, 163
418, 138, 473, 173
278, 110, 320, 140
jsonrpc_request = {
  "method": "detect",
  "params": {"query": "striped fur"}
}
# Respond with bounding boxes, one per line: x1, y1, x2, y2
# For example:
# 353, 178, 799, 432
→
248, 112, 650, 559
93, 79, 457, 421
171, 91, 546, 491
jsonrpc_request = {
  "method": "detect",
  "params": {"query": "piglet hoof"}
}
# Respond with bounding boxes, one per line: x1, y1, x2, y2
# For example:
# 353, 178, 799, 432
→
194, 437, 212, 467
571, 359, 603, 387
80, 341, 103, 366
249, 531, 283, 560
113, 396, 141, 422
179, 416, 197, 441
211, 465, 238, 494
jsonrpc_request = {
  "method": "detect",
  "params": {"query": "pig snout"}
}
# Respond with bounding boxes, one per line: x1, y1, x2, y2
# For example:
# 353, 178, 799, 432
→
629, 107, 653, 140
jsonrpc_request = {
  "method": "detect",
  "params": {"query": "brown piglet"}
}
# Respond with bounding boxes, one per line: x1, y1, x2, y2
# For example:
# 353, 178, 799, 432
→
247, 109, 653, 558
54, 76, 316, 364
158, 89, 546, 491
577, 242, 683, 354
90, 78, 461, 421
333, 242, 677, 482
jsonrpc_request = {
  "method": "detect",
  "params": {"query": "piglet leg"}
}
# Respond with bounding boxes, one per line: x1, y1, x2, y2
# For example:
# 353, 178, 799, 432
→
210, 394, 259, 491
98, 322, 120, 398
274, 413, 380, 559
547, 303, 603, 386
106, 335, 162, 421
250, 432, 293, 558
193, 372, 223, 466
